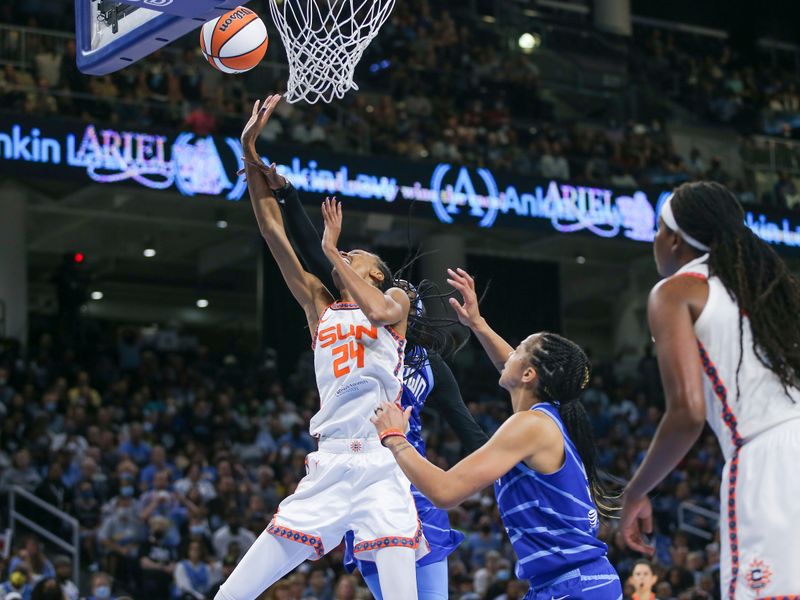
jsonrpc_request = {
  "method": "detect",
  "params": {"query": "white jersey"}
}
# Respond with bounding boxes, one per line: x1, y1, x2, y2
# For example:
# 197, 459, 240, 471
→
674, 255, 800, 599
310, 302, 405, 439
675, 254, 800, 460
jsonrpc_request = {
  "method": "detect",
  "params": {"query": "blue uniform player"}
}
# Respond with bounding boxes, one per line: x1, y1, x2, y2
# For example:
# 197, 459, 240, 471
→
373, 268, 622, 600
344, 344, 467, 599
494, 401, 619, 598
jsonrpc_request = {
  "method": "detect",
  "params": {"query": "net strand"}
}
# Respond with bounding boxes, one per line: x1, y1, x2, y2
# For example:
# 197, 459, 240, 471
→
269, 0, 396, 104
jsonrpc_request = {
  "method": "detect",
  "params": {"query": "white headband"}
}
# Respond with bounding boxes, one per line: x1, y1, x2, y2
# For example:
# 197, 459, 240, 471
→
660, 195, 710, 252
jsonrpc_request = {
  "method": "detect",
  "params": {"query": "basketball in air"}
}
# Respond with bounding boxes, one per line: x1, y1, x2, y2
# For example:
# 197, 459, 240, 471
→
200, 6, 268, 74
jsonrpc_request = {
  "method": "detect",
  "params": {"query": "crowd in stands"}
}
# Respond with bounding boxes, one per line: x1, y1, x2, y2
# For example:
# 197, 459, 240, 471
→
0, 0, 773, 199
0, 320, 725, 600
632, 25, 800, 138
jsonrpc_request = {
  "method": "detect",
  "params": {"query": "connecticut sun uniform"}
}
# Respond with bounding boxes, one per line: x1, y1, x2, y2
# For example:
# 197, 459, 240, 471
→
675, 256, 800, 599
495, 403, 621, 600
344, 345, 464, 583
266, 302, 427, 562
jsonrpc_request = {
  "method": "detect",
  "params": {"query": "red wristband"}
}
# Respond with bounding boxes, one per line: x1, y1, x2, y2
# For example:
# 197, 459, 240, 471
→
379, 428, 406, 446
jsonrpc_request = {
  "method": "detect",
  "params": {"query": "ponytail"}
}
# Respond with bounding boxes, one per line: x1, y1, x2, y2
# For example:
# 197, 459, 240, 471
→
528, 333, 618, 516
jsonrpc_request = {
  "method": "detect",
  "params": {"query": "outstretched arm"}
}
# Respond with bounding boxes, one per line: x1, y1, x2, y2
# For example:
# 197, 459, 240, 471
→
620, 276, 707, 555
371, 401, 557, 509
426, 353, 489, 453
246, 160, 337, 296
447, 268, 513, 371
278, 183, 337, 295
242, 97, 332, 334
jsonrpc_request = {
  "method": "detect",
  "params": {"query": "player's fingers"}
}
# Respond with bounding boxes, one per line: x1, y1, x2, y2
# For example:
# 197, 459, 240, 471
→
642, 513, 653, 535
446, 278, 468, 294
456, 268, 476, 289
251, 99, 260, 117
446, 269, 468, 287
448, 297, 468, 316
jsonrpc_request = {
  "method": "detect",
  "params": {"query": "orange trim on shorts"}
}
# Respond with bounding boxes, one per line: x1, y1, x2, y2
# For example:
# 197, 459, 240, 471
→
267, 518, 325, 559
352, 519, 424, 554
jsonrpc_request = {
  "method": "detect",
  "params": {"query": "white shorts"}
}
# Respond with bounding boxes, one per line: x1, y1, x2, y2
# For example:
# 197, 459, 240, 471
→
267, 437, 429, 562
720, 418, 800, 599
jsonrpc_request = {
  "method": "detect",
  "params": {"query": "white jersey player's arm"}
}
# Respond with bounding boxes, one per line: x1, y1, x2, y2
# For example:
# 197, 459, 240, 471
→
620, 275, 708, 554
240, 96, 333, 335
245, 162, 332, 335
321, 199, 410, 329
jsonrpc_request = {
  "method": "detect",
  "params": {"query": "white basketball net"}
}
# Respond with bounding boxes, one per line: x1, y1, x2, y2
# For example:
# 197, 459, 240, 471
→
269, 0, 396, 104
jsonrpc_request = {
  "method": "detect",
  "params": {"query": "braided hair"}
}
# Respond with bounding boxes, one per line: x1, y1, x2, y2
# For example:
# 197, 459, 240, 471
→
372, 256, 467, 369
671, 181, 800, 398
526, 332, 616, 515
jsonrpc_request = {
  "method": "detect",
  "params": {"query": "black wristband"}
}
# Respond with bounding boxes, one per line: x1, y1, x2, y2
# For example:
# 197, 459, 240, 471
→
274, 180, 292, 199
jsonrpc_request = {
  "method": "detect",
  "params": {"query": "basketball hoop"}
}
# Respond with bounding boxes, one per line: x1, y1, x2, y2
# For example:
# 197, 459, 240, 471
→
268, 0, 396, 104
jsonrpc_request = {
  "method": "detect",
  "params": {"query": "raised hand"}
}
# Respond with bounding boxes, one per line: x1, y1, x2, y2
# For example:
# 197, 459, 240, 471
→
240, 94, 282, 152
321, 197, 342, 258
447, 268, 482, 329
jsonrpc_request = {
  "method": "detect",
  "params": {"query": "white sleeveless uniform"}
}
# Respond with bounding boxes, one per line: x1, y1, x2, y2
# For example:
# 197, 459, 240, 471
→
675, 255, 800, 599
267, 302, 428, 563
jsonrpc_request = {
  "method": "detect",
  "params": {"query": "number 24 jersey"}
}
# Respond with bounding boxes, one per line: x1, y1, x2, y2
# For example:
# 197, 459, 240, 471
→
311, 302, 406, 439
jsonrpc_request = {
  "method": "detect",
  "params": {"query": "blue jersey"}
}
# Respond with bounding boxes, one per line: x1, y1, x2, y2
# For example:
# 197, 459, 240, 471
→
345, 346, 464, 573
495, 403, 608, 586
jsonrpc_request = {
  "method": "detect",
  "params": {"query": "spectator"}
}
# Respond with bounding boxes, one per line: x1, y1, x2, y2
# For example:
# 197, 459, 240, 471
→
291, 113, 327, 145
174, 463, 216, 503
35, 464, 71, 530
140, 446, 176, 489
7, 537, 55, 586
204, 554, 237, 600
0, 566, 33, 600
0, 450, 42, 493
51, 556, 77, 600
185, 100, 219, 137
28, 579, 63, 600
211, 512, 255, 561
97, 493, 145, 589
139, 516, 178, 598
302, 568, 332, 600
173, 540, 217, 600
465, 515, 504, 565
773, 170, 799, 210
539, 142, 570, 181
118, 424, 150, 467
85, 572, 115, 600
629, 560, 658, 600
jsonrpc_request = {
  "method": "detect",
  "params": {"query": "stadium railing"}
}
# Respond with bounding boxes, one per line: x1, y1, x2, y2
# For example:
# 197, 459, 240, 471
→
678, 500, 719, 541
9, 485, 80, 587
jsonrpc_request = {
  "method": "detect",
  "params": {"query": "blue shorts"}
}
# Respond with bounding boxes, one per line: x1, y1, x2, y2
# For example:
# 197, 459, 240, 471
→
526, 557, 622, 600
344, 489, 463, 574
362, 558, 448, 600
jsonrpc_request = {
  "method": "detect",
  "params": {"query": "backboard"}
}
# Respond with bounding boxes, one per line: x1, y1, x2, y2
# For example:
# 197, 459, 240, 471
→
76, 0, 252, 75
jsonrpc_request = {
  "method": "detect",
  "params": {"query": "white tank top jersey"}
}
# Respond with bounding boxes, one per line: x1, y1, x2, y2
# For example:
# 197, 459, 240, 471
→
674, 255, 800, 461
310, 302, 406, 439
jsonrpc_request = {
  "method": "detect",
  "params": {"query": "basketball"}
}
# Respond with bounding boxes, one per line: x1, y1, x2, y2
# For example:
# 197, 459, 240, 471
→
200, 6, 268, 74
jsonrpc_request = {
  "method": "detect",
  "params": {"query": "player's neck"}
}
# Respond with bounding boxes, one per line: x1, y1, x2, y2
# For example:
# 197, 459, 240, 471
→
510, 389, 538, 413
339, 290, 355, 304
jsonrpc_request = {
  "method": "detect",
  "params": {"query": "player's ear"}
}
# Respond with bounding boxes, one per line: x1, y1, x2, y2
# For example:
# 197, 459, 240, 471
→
369, 268, 385, 287
521, 366, 537, 384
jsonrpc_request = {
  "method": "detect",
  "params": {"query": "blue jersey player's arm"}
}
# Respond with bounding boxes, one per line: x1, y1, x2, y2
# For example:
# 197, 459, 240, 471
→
426, 353, 489, 453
